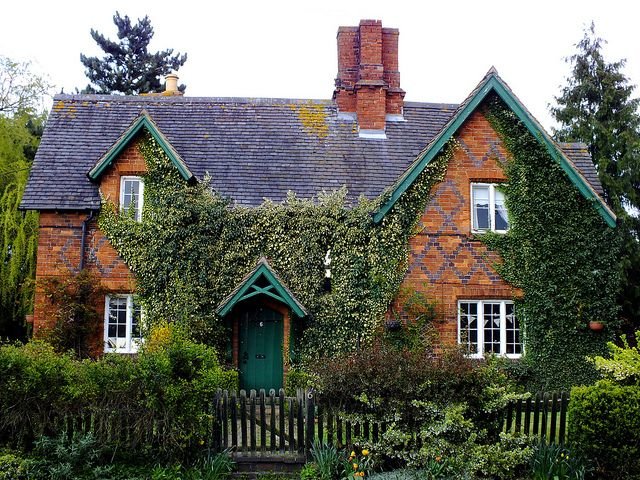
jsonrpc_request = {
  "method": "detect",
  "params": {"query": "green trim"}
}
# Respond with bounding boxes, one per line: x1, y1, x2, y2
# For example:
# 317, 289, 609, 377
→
88, 111, 193, 181
373, 73, 617, 228
217, 259, 307, 318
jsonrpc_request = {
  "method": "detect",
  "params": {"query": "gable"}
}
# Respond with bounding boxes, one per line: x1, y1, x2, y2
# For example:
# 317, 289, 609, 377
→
216, 258, 307, 318
372, 70, 616, 228
88, 111, 193, 182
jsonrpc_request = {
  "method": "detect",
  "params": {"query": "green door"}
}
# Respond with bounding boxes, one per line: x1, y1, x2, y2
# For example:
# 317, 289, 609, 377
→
239, 307, 283, 391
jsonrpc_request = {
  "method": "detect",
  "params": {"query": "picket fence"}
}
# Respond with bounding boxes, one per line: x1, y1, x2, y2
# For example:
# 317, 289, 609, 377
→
211, 389, 571, 456
2, 389, 569, 456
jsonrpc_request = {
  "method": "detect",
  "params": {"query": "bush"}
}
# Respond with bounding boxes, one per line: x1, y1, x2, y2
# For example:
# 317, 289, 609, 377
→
27, 432, 106, 480
0, 450, 29, 480
300, 462, 321, 480
0, 324, 238, 459
473, 433, 533, 479
0, 341, 79, 446
312, 345, 518, 439
569, 381, 640, 479
285, 368, 316, 396
310, 344, 525, 475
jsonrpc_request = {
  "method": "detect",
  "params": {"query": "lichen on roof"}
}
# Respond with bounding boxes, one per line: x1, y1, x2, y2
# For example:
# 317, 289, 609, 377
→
53, 100, 77, 119
289, 101, 329, 139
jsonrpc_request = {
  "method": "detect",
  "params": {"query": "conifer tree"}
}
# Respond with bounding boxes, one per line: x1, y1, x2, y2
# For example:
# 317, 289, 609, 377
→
80, 12, 187, 95
551, 23, 640, 330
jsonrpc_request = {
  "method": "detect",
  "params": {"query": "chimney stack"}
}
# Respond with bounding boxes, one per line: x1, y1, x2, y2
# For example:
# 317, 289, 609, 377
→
334, 20, 405, 138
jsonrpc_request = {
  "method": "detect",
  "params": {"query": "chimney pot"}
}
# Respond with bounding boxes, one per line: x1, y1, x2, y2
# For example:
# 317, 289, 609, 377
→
165, 73, 179, 94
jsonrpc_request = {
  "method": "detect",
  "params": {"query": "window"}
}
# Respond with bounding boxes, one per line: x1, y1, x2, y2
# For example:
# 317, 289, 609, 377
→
471, 183, 508, 233
104, 294, 143, 353
120, 176, 144, 221
458, 300, 521, 358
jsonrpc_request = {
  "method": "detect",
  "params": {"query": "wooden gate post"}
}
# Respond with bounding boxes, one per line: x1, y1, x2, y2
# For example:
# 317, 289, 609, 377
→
305, 390, 315, 458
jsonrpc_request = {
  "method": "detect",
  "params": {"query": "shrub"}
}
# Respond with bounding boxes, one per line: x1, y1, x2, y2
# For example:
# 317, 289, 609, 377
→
473, 433, 533, 479
26, 432, 106, 480
300, 462, 321, 480
0, 341, 79, 446
368, 468, 446, 480
592, 331, 640, 385
311, 344, 525, 475
312, 345, 518, 439
0, 450, 29, 480
285, 368, 316, 396
569, 381, 640, 479
0, 325, 238, 459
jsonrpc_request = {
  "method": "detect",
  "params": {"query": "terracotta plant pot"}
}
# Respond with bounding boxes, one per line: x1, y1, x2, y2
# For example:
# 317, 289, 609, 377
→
589, 321, 605, 331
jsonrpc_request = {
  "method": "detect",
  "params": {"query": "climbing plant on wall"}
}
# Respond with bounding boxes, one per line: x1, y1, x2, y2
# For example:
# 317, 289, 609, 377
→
482, 95, 622, 390
99, 132, 452, 362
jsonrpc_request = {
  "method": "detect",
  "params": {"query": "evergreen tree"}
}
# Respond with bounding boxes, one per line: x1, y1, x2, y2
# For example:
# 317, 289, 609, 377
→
80, 12, 187, 95
551, 23, 640, 331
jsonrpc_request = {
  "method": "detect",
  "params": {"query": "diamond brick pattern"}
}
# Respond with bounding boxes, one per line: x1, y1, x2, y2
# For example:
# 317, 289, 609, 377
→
410, 236, 501, 285
396, 110, 522, 349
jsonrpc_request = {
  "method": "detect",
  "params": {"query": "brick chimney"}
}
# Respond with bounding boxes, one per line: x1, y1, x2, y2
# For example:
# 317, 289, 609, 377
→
334, 20, 405, 138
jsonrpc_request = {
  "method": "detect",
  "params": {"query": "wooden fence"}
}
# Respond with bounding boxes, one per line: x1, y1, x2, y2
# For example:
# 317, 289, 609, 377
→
504, 391, 570, 444
1, 389, 569, 456
211, 389, 390, 455
212, 389, 571, 456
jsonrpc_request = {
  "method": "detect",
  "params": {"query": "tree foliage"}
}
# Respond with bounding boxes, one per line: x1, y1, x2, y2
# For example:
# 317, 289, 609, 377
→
0, 57, 46, 340
80, 12, 187, 95
551, 23, 640, 330
0, 56, 51, 115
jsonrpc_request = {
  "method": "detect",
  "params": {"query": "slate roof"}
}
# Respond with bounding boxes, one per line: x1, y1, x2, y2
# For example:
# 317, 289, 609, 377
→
20, 93, 603, 210
557, 142, 603, 196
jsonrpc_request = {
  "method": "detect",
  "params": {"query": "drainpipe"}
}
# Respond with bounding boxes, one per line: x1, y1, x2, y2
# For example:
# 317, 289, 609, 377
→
79, 210, 96, 271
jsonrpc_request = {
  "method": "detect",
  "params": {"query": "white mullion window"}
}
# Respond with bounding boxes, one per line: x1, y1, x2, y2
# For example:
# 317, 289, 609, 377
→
120, 176, 144, 222
104, 294, 143, 353
458, 300, 521, 358
471, 183, 509, 233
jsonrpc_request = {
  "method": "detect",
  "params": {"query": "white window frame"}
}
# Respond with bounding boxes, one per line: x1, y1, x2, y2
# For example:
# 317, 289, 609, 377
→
104, 294, 143, 354
470, 183, 509, 233
457, 299, 521, 359
119, 176, 144, 222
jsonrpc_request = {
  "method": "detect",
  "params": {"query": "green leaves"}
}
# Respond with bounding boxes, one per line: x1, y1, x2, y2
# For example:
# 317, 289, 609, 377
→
486, 96, 621, 390
99, 134, 452, 363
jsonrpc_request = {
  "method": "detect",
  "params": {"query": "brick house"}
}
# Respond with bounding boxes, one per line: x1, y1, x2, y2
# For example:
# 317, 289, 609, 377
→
21, 20, 615, 391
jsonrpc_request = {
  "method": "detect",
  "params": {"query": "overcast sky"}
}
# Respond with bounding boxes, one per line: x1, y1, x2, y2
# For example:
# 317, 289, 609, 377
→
2, 0, 639, 130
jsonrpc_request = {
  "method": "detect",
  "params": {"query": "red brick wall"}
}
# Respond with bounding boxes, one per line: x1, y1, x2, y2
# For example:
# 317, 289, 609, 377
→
99, 139, 147, 204
32, 140, 146, 351
395, 109, 520, 346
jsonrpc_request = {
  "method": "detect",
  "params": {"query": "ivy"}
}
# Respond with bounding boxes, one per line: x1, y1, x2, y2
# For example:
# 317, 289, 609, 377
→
99, 132, 452, 363
483, 95, 622, 390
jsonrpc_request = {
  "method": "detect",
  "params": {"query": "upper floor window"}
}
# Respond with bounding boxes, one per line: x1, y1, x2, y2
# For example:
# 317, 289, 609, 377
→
458, 299, 521, 358
104, 294, 143, 354
120, 176, 144, 221
471, 183, 508, 233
